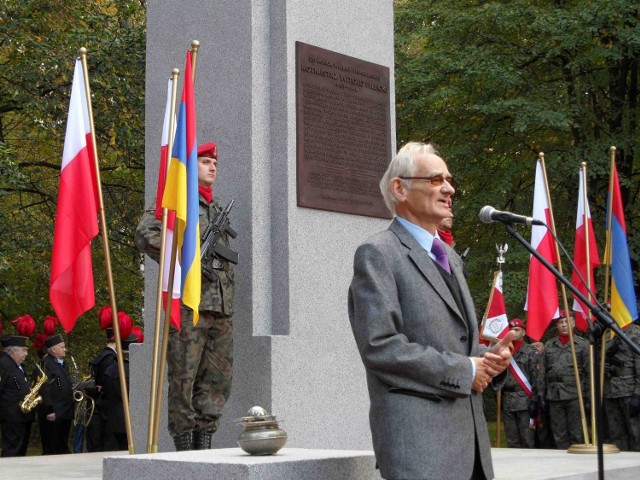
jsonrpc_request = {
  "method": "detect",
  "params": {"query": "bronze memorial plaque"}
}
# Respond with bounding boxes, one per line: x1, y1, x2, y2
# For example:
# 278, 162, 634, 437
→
296, 41, 392, 219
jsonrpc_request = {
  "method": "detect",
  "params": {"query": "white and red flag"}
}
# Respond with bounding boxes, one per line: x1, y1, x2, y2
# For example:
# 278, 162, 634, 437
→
571, 168, 600, 332
480, 270, 509, 343
524, 160, 559, 341
155, 78, 181, 329
49, 58, 99, 333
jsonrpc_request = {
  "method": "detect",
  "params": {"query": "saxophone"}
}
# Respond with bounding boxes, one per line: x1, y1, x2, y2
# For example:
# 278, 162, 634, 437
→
20, 362, 48, 414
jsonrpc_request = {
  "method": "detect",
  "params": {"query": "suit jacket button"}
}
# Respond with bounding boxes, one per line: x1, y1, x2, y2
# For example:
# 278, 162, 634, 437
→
460, 335, 468, 342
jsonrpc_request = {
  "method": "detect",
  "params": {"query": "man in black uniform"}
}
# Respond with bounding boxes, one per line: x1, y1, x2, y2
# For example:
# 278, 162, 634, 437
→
101, 332, 140, 451
85, 325, 118, 452
39, 333, 74, 455
0, 335, 36, 457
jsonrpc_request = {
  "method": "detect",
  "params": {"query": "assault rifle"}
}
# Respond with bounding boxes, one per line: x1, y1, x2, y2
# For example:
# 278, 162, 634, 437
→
201, 199, 238, 282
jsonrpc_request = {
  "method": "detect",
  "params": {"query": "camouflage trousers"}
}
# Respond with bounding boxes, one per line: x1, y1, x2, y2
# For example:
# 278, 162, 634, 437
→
167, 309, 233, 437
605, 396, 640, 451
549, 399, 584, 449
502, 409, 535, 448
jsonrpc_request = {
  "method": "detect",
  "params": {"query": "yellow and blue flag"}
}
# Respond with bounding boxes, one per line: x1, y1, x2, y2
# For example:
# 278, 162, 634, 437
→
604, 162, 637, 327
162, 51, 201, 324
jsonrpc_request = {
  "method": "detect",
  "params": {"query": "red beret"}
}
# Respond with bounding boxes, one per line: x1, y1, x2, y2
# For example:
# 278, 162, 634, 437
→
509, 318, 525, 329
197, 142, 217, 159
552, 310, 569, 321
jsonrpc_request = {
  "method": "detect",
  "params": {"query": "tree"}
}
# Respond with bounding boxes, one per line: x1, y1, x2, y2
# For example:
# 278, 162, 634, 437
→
0, 0, 146, 368
395, 0, 640, 323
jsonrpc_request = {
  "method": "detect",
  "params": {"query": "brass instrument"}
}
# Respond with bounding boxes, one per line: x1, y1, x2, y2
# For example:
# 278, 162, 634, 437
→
20, 362, 47, 414
70, 355, 83, 403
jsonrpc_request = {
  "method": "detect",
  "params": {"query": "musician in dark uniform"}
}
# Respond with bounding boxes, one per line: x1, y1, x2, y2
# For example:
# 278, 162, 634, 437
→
39, 333, 74, 455
0, 335, 36, 457
101, 332, 140, 451
85, 326, 118, 452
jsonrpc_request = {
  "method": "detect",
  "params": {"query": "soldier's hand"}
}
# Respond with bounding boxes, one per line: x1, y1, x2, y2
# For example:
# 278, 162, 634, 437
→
630, 394, 640, 418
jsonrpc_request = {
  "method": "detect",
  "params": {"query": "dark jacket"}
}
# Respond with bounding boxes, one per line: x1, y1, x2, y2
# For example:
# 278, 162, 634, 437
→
0, 354, 36, 423
40, 355, 74, 420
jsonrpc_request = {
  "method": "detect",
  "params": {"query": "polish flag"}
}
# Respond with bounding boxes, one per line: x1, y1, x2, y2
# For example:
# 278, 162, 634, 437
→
524, 160, 559, 341
480, 270, 509, 343
155, 78, 181, 329
571, 168, 599, 332
50, 58, 99, 333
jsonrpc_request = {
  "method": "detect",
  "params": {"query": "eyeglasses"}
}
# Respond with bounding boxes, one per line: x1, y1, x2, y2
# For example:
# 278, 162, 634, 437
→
399, 175, 456, 189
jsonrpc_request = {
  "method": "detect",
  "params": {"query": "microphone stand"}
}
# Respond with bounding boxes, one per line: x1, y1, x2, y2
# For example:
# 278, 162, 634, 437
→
503, 223, 640, 480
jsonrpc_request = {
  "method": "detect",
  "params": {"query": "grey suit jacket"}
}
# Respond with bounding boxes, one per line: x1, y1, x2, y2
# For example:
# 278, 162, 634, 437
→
348, 218, 494, 480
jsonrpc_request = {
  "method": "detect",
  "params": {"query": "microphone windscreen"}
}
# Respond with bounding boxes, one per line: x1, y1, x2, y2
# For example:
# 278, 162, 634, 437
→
478, 206, 495, 224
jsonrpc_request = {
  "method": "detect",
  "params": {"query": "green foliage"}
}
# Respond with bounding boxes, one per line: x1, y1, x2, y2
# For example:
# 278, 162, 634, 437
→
0, 0, 146, 370
395, 0, 640, 326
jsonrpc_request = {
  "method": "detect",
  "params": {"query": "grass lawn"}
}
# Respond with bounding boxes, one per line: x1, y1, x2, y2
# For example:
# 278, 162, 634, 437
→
487, 421, 506, 448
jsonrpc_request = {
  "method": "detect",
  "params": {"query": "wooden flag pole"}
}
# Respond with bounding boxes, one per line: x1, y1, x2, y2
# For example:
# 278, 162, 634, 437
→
78, 47, 134, 454
538, 153, 590, 447
599, 149, 616, 405
147, 69, 180, 453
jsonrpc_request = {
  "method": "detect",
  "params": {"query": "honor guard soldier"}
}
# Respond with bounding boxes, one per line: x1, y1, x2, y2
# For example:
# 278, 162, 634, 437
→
537, 311, 589, 449
0, 336, 36, 457
499, 318, 541, 448
136, 142, 237, 451
604, 322, 640, 451
39, 333, 74, 455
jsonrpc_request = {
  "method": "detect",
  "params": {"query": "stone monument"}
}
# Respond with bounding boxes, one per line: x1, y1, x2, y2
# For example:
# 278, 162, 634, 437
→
132, 0, 395, 454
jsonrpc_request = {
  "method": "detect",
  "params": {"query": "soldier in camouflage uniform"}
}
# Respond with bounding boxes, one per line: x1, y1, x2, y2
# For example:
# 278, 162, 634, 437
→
603, 323, 640, 451
537, 312, 589, 449
135, 142, 236, 451
500, 318, 541, 448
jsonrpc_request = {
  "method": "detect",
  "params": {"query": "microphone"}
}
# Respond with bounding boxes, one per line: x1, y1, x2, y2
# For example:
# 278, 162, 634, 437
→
479, 206, 546, 227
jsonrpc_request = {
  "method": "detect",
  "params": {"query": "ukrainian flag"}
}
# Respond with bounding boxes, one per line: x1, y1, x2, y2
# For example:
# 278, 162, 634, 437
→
162, 51, 201, 324
604, 162, 637, 327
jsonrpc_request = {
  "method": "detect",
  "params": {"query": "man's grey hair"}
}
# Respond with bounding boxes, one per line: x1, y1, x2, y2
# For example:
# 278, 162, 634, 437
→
379, 142, 440, 214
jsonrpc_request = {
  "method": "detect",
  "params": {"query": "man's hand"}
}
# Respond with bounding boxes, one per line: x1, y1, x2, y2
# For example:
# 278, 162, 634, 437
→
471, 357, 493, 393
482, 330, 515, 375
46, 412, 56, 422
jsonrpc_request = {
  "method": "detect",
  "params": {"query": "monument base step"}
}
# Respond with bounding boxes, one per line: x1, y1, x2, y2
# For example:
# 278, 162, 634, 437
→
103, 448, 382, 480
103, 447, 640, 480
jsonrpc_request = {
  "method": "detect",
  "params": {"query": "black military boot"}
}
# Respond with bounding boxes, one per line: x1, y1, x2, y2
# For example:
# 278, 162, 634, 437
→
192, 429, 213, 450
173, 432, 192, 451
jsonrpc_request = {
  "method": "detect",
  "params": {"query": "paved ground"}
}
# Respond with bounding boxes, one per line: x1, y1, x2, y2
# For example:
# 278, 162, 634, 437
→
1, 448, 639, 479
0, 451, 126, 480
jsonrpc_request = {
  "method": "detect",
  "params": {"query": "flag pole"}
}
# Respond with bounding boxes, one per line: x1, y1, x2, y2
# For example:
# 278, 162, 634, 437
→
581, 163, 600, 445
147, 69, 180, 453
602, 147, 616, 307
78, 47, 134, 454
538, 153, 590, 447
151, 206, 179, 448
152, 41, 201, 448
599, 149, 617, 406
191, 40, 200, 82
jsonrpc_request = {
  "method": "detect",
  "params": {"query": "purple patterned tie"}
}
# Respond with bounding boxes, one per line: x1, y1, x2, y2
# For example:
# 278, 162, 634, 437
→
431, 237, 451, 274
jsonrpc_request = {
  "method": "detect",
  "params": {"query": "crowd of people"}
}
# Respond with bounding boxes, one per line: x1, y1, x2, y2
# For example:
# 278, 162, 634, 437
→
0, 312, 143, 457
499, 312, 640, 452
0, 141, 237, 457
0, 139, 638, 480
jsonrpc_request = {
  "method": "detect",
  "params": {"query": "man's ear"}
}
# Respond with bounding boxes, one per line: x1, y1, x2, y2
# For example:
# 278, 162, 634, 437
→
390, 178, 406, 203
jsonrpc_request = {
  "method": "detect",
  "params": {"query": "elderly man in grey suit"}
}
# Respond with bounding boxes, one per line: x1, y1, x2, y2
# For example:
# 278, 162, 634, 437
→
348, 142, 514, 480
